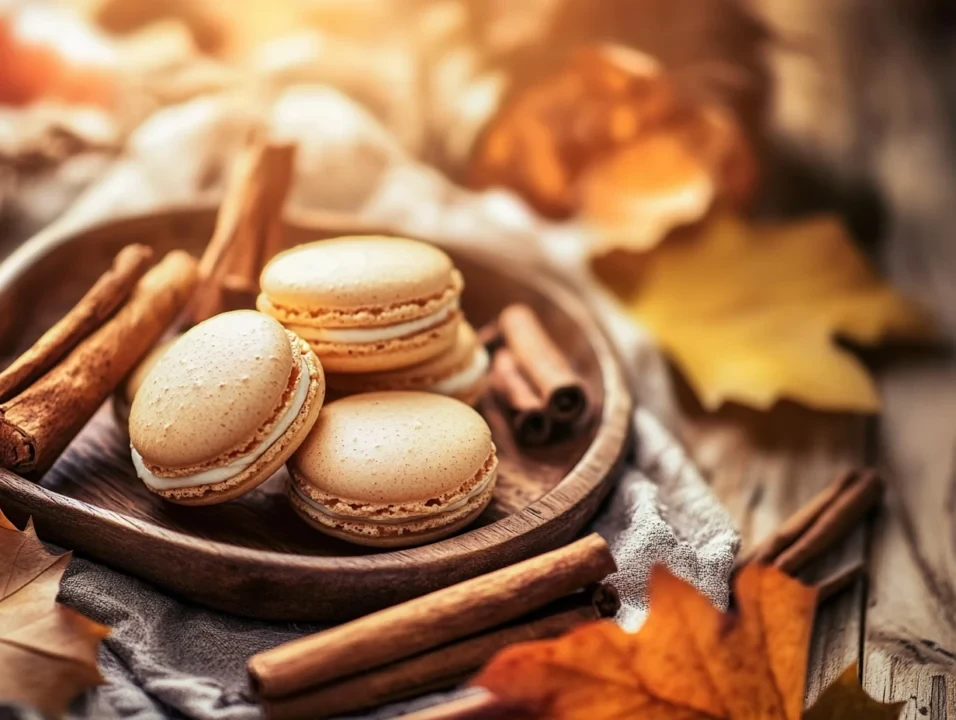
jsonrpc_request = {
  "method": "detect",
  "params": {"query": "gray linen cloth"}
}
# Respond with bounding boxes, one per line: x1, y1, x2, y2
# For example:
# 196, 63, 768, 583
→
4, 89, 738, 719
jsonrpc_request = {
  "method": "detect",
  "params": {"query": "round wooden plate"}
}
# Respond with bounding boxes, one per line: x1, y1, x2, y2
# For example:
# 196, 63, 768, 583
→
0, 209, 631, 622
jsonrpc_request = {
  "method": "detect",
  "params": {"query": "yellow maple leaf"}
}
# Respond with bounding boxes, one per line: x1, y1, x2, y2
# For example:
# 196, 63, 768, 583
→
593, 213, 935, 412
0, 508, 110, 716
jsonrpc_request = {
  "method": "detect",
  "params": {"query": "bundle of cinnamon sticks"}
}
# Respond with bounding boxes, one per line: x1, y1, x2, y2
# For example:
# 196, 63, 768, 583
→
247, 534, 618, 719
735, 467, 884, 600
484, 304, 590, 446
0, 245, 198, 476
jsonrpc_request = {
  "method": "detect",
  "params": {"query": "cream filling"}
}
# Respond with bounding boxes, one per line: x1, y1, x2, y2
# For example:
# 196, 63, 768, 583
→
288, 299, 458, 344
292, 467, 495, 526
431, 346, 489, 396
132, 355, 311, 491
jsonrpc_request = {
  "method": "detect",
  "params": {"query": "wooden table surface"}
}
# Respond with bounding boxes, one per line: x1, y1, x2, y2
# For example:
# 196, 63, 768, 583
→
661, 235, 956, 716
3, 160, 954, 717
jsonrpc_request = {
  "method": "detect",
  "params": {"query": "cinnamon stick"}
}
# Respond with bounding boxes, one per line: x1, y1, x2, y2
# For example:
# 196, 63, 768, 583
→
0, 250, 198, 475
735, 468, 883, 573
397, 691, 515, 720
262, 585, 619, 719
188, 134, 295, 324
0, 244, 154, 404
498, 304, 588, 423
475, 320, 502, 351
815, 561, 865, 604
248, 534, 616, 699
489, 349, 552, 446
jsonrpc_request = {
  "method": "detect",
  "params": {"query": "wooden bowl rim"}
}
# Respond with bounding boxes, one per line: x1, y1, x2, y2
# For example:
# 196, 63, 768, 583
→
0, 206, 632, 572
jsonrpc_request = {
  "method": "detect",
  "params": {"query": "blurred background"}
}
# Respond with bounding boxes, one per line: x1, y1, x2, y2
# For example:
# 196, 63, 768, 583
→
2, 0, 956, 336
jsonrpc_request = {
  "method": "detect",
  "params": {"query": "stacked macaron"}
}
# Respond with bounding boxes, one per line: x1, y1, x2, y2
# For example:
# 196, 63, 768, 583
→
125, 236, 497, 548
129, 311, 325, 505
257, 236, 489, 405
289, 392, 498, 547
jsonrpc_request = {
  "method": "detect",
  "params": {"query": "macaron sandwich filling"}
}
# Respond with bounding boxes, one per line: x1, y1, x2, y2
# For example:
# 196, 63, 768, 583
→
283, 294, 461, 345
129, 311, 325, 505
132, 347, 311, 490
429, 345, 489, 396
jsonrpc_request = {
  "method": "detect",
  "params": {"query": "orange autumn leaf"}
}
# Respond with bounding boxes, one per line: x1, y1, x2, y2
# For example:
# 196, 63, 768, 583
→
593, 212, 936, 412
468, 44, 757, 251
472, 565, 902, 720
473, 564, 817, 719
579, 135, 715, 253
0, 508, 110, 716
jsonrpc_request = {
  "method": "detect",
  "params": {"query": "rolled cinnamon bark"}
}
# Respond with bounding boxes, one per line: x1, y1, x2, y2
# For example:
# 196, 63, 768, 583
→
815, 561, 865, 604
0, 250, 198, 475
498, 304, 588, 423
735, 468, 883, 572
262, 585, 619, 719
489, 349, 551, 446
248, 534, 616, 699
0, 244, 154, 404
398, 691, 513, 720
475, 320, 502, 352
774, 469, 882, 573
189, 136, 295, 324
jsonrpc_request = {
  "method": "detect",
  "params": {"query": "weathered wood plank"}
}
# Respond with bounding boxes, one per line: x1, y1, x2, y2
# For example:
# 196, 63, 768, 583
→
866, 357, 956, 719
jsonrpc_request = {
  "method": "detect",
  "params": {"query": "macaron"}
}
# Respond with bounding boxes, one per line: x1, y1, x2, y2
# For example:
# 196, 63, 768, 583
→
325, 322, 489, 406
289, 391, 498, 547
257, 236, 463, 373
129, 310, 325, 505
112, 335, 180, 427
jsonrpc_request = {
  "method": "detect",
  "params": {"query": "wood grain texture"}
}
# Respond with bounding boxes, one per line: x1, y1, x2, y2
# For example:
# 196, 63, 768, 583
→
672, 382, 869, 706
0, 209, 631, 622
866, 358, 956, 718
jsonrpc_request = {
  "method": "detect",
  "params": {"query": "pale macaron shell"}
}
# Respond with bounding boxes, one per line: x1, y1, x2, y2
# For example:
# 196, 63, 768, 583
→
325, 321, 488, 404
161, 342, 325, 506
304, 311, 461, 373
131, 310, 297, 469
128, 311, 327, 507
289, 391, 497, 545
112, 334, 180, 427
125, 336, 180, 405
258, 236, 461, 327
290, 391, 492, 506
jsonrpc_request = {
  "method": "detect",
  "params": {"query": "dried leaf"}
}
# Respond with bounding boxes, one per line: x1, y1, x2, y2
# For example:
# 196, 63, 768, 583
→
579, 135, 715, 253
472, 564, 817, 719
468, 44, 757, 251
0, 508, 109, 716
593, 213, 935, 412
804, 666, 904, 720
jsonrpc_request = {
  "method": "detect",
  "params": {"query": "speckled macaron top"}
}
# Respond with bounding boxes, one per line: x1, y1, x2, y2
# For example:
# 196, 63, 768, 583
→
290, 391, 493, 506
130, 311, 297, 469
123, 335, 179, 406
257, 236, 463, 327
